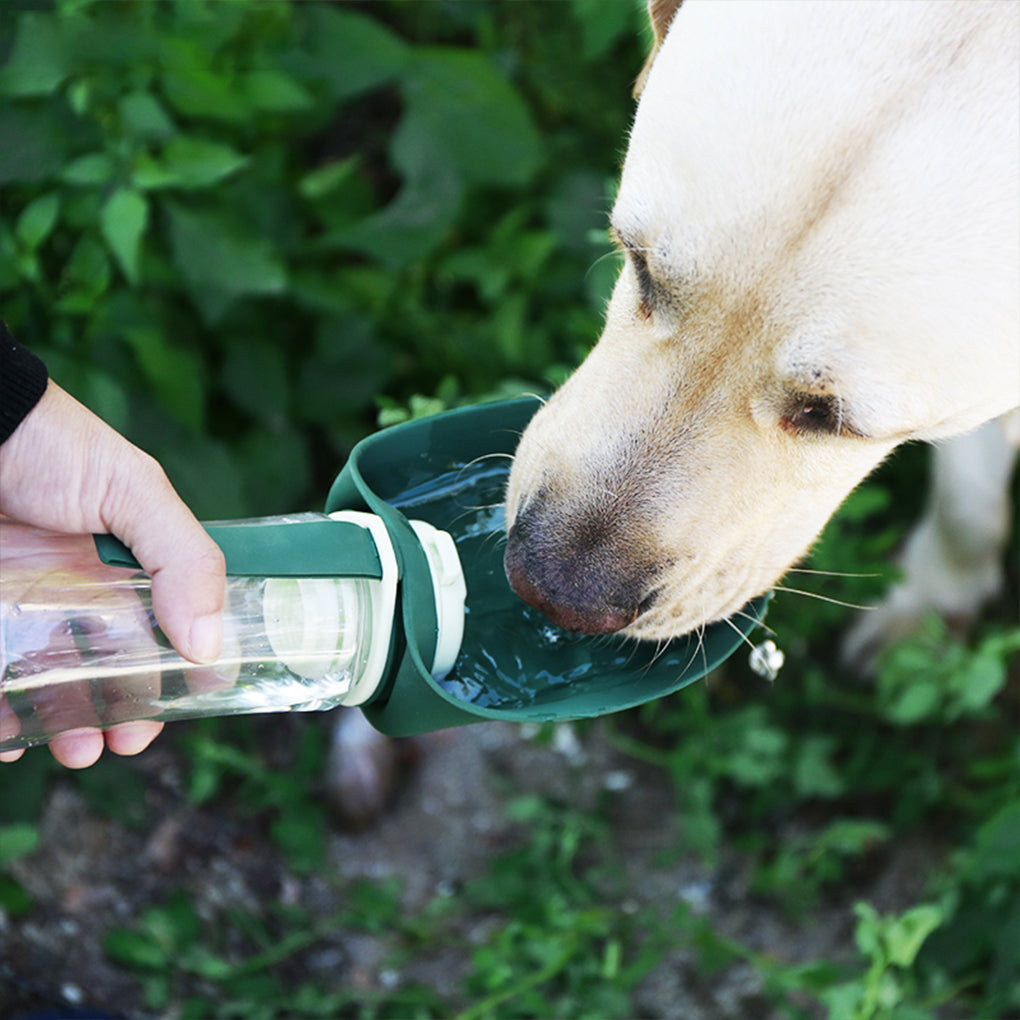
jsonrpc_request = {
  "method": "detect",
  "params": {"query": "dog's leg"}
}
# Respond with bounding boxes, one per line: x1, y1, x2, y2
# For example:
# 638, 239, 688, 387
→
324, 708, 399, 829
843, 412, 1018, 671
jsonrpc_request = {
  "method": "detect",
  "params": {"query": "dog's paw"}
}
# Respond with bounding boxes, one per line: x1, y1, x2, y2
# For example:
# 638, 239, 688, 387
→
841, 561, 1001, 676
324, 709, 401, 830
841, 596, 954, 676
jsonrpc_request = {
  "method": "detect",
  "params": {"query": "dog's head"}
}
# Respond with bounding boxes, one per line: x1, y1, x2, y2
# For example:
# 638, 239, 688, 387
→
504, 0, 1019, 639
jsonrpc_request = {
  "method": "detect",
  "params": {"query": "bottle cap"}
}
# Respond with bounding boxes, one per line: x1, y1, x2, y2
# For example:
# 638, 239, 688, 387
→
409, 520, 467, 679
252, 512, 469, 699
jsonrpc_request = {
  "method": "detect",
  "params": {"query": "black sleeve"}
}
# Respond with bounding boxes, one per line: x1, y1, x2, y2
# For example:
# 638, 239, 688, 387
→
1, 321, 50, 444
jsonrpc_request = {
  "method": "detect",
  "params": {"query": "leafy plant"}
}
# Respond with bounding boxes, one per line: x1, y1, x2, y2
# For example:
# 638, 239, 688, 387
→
819, 902, 944, 1020
177, 717, 330, 874
752, 818, 893, 913
103, 882, 447, 1019
0, 822, 39, 918
455, 794, 661, 1020
1, 3, 1017, 1019
876, 616, 1019, 726
919, 799, 1020, 1013
0, 0, 638, 518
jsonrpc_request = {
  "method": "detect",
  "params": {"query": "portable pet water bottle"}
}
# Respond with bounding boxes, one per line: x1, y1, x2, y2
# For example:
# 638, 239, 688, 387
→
1, 397, 769, 752
0, 511, 465, 751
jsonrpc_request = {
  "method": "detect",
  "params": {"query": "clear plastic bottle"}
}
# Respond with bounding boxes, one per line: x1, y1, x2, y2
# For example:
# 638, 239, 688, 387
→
0, 511, 465, 752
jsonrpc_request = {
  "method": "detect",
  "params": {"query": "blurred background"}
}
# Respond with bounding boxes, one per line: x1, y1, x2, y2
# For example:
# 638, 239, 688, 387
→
1, 3, 1017, 1019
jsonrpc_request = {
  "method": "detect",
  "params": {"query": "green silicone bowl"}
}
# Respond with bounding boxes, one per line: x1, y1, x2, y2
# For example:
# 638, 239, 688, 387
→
326, 396, 769, 736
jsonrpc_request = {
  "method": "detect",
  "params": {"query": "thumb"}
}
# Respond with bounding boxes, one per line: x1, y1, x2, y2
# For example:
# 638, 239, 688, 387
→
0, 379, 227, 665
103, 454, 226, 664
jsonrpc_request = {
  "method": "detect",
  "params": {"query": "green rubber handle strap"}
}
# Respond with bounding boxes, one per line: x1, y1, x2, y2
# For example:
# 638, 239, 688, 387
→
94, 519, 383, 579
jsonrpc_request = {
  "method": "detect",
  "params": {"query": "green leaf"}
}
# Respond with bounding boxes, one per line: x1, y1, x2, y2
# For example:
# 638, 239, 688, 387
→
104, 928, 168, 971
568, 0, 640, 60
0, 823, 39, 866
143, 892, 201, 954
137, 137, 249, 190
57, 234, 111, 311
118, 90, 177, 141
0, 874, 33, 918
123, 326, 205, 434
270, 803, 325, 874
953, 652, 1005, 712
159, 437, 248, 520
243, 69, 314, 113
329, 159, 462, 267
302, 6, 409, 100
79, 365, 131, 435
0, 12, 68, 97
820, 819, 891, 858
0, 103, 68, 184
221, 335, 289, 421
885, 904, 942, 968
298, 156, 360, 201
164, 201, 287, 316
296, 315, 385, 423
853, 901, 882, 959
967, 801, 1020, 881
163, 137, 248, 187
239, 426, 312, 513
160, 41, 250, 124
181, 948, 235, 981
333, 45, 541, 265
15, 192, 61, 250
793, 736, 846, 799
131, 153, 179, 191
886, 681, 940, 725
101, 187, 149, 284
819, 981, 864, 1018
61, 152, 116, 187
397, 47, 542, 187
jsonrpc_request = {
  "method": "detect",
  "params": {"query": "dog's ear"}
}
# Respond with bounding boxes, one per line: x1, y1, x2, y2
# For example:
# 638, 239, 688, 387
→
634, 0, 683, 96
648, 0, 684, 43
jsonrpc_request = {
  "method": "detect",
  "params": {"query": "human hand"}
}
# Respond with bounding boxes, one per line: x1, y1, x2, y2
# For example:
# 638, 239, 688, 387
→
0, 381, 226, 768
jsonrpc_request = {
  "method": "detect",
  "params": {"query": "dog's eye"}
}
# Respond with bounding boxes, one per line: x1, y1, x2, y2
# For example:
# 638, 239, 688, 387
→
630, 251, 655, 320
611, 222, 660, 320
780, 394, 854, 437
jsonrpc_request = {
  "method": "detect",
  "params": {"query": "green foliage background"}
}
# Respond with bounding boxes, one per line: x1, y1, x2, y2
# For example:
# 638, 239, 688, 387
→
0, 0, 641, 517
1, 2, 1018, 1019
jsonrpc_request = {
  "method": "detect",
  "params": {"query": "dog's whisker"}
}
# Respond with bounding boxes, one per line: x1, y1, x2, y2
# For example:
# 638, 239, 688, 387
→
770, 585, 875, 611
478, 530, 508, 559
721, 614, 762, 656
731, 607, 779, 639
515, 391, 548, 408
461, 451, 515, 470
672, 635, 702, 685
693, 622, 711, 690
644, 634, 672, 671
585, 249, 625, 280
785, 567, 884, 579
456, 501, 506, 515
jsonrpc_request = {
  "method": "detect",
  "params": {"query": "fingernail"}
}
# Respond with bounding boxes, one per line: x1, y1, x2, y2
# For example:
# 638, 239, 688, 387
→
189, 613, 223, 664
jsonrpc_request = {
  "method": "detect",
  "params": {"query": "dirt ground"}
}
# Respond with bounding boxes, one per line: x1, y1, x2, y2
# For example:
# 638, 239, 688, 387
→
0, 712, 940, 1020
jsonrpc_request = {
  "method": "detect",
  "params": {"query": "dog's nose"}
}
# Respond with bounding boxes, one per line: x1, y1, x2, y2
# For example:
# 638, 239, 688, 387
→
504, 542, 638, 634
503, 499, 651, 636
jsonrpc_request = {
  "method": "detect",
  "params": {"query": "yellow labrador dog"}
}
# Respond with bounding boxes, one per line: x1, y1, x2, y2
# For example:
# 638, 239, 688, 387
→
504, 0, 1019, 659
